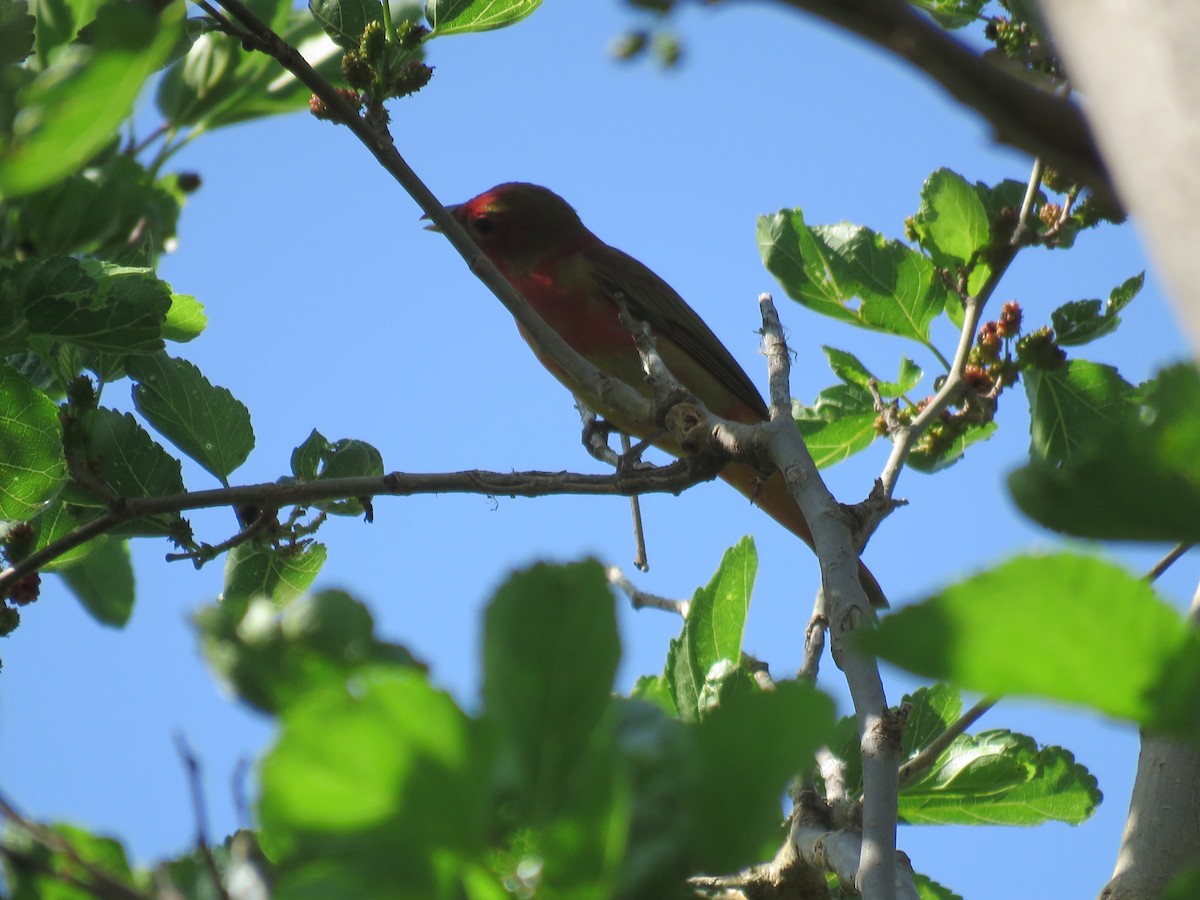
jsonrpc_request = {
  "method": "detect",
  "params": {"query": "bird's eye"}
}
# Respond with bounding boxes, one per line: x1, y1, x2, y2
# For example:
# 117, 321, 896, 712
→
472, 214, 494, 236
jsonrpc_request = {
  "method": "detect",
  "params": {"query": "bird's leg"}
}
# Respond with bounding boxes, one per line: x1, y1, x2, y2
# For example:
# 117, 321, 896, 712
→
577, 402, 622, 467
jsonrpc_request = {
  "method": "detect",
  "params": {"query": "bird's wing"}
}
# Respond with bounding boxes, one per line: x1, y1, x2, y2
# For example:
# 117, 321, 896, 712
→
586, 242, 770, 422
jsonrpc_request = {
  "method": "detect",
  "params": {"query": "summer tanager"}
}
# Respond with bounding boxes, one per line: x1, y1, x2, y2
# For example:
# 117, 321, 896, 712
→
438, 182, 886, 608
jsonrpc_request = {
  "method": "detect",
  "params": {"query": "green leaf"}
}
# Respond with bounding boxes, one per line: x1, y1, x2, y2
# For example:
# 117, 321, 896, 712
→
899, 730, 1100, 826
259, 666, 482, 895
758, 208, 947, 345
482, 560, 619, 821
822, 345, 874, 388
1011, 363, 1200, 541
1051, 272, 1144, 346
629, 673, 676, 716
72, 407, 184, 535
665, 539, 756, 721
901, 683, 962, 759
427, 0, 540, 36
907, 420, 997, 473
1, 821, 136, 899
687, 536, 754, 688
794, 383, 879, 469
911, 168, 990, 274
907, 0, 987, 29
611, 700, 694, 899
223, 541, 327, 608
7, 153, 182, 263
290, 427, 325, 481
1164, 863, 1200, 900
156, 4, 360, 130
822, 346, 922, 397
196, 589, 422, 714
1025, 359, 1134, 464
0, 0, 35, 67
692, 680, 835, 871
28, 498, 106, 569
128, 352, 254, 482
288, 429, 384, 516
862, 553, 1200, 736
0, 2, 184, 197
17, 258, 171, 355
914, 872, 965, 900
0, 362, 66, 519
28, 0, 102, 62
59, 537, 133, 626
162, 293, 206, 342
309, 0, 382, 49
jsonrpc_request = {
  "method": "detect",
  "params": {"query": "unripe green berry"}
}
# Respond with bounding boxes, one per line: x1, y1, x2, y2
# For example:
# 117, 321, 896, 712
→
341, 51, 373, 91
361, 21, 385, 61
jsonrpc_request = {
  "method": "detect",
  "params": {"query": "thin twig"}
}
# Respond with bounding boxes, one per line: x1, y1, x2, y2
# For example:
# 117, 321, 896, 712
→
762, 0, 1116, 209
0, 790, 150, 900
873, 154, 1047, 513
621, 433, 650, 572
232, 758, 252, 831
897, 696, 999, 787
0, 464, 715, 595
606, 566, 689, 617
1147, 543, 1193, 583
757, 294, 905, 900
165, 508, 277, 566
174, 734, 232, 900
212, 0, 656, 438
798, 589, 828, 681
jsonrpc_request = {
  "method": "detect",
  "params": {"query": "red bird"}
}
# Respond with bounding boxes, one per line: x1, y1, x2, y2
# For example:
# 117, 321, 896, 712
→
441, 183, 886, 607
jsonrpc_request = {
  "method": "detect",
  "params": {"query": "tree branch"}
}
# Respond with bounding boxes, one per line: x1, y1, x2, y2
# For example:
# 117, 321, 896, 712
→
758, 293, 904, 900
0, 790, 150, 900
0, 463, 713, 595
1101, 579, 1200, 899
754, 0, 1117, 209
212, 0, 655, 434
606, 566, 690, 617
174, 734, 231, 900
871, 154, 1045, 516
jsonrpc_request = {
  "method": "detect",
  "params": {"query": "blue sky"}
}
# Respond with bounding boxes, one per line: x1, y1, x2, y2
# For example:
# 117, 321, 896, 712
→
2, 2, 1196, 897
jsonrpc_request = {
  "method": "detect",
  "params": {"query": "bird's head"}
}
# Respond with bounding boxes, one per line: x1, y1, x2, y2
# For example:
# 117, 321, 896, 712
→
436, 182, 591, 272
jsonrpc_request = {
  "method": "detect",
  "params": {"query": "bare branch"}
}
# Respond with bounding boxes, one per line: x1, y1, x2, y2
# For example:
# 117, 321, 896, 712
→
174, 735, 232, 900
757, 0, 1117, 209
872, 153, 1046, 515
212, 0, 654, 434
0, 790, 150, 900
755, 295, 902, 899
1146, 543, 1193, 583
607, 566, 689, 617
0, 463, 714, 595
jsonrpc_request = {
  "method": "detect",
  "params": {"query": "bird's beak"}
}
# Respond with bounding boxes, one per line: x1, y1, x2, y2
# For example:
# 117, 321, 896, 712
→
421, 203, 461, 232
